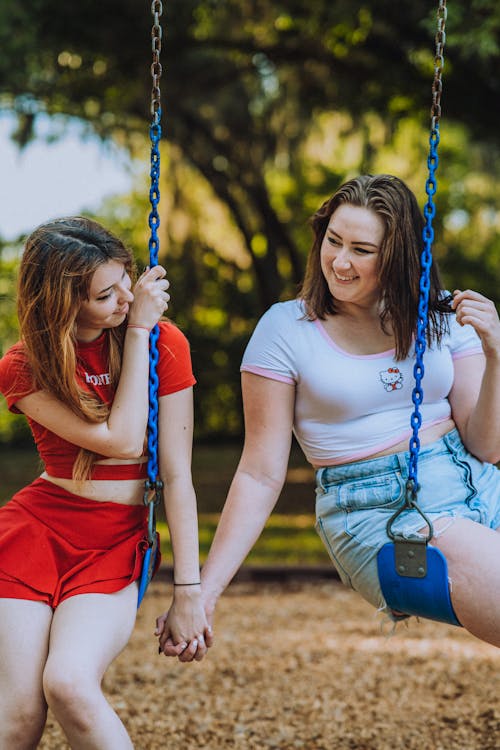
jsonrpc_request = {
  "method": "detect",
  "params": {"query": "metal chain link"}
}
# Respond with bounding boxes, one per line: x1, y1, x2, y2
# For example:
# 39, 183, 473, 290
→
151, 0, 163, 118
431, 0, 447, 130
405, 0, 447, 509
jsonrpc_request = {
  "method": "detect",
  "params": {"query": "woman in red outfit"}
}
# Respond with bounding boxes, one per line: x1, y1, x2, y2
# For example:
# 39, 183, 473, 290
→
0, 217, 211, 749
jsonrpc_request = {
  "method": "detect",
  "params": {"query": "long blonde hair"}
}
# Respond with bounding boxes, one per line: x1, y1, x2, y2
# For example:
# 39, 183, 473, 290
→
17, 217, 135, 480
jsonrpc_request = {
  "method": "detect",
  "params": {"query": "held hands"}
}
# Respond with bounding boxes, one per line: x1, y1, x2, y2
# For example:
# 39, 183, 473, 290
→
128, 265, 170, 331
452, 290, 500, 358
155, 587, 214, 663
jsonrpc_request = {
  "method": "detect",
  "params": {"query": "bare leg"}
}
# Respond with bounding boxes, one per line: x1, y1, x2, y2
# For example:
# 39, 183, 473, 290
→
0, 599, 53, 749
432, 518, 500, 647
43, 582, 138, 750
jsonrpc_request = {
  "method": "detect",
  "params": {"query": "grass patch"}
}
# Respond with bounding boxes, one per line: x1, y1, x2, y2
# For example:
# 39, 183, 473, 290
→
157, 513, 330, 566
0, 448, 41, 502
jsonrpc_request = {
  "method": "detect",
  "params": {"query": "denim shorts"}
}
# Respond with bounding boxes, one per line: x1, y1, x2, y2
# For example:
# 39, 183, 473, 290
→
315, 429, 500, 614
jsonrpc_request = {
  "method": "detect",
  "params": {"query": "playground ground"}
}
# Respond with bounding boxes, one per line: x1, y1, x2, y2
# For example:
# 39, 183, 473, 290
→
39, 574, 499, 749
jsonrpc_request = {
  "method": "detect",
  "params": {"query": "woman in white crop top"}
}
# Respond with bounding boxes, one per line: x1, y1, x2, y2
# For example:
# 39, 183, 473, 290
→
166, 175, 500, 652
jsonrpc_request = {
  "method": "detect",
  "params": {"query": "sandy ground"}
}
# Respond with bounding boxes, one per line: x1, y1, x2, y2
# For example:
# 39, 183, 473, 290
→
39, 577, 500, 750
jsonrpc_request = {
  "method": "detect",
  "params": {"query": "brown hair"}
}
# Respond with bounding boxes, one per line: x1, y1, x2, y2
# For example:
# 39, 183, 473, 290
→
300, 174, 450, 359
17, 216, 135, 480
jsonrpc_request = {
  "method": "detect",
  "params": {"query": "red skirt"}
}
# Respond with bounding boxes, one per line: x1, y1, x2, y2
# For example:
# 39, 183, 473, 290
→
0, 478, 161, 608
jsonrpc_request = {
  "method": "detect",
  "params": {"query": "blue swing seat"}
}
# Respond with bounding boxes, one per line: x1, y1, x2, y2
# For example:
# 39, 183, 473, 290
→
377, 541, 461, 626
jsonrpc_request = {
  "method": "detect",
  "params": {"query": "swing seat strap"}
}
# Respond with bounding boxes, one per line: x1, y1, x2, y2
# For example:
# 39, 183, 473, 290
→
137, 533, 160, 607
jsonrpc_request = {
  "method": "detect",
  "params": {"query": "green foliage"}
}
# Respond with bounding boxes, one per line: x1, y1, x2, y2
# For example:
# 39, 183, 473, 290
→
0, 241, 19, 350
0, 238, 32, 443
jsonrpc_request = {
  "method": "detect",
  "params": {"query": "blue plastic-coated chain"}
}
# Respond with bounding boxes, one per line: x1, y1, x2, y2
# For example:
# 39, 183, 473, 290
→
144, 108, 163, 545
407, 125, 440, 500
147, 110, 162, 482
137, 0, 163, 607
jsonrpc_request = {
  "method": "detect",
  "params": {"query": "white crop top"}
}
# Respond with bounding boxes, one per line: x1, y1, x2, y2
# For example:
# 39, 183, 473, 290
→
241, 299, 483, 466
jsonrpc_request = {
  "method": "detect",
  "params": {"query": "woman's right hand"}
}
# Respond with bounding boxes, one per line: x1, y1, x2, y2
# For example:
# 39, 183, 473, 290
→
452, 289, 500, 359
128, 265, 170, 330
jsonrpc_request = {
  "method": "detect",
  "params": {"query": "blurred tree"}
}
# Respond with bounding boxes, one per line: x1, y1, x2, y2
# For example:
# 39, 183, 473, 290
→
1, 0, 499, 309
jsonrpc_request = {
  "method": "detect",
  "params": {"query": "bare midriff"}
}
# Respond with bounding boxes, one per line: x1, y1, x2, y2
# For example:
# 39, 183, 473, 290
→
313, 418, 456, 469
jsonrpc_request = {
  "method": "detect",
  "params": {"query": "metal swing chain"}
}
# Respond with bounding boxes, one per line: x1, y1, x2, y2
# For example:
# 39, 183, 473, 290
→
406, 0, 447, 516
144, 0, 164, 543
430, 1, 447, 133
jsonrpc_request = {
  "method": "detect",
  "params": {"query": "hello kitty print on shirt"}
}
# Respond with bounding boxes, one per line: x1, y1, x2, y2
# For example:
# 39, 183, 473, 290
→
379, 367, 403, 392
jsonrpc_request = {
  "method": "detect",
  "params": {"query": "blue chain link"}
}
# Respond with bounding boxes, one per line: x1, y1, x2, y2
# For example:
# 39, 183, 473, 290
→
407, 125, 440, 498
144, 108, 162, 540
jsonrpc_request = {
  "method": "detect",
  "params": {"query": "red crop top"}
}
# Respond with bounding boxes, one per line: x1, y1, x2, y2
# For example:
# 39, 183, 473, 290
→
0, 321, 196, 480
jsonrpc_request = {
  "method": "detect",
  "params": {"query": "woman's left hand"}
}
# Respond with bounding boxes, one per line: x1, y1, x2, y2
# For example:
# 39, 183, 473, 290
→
155, 591, 213, 662
452, 289, 500, 358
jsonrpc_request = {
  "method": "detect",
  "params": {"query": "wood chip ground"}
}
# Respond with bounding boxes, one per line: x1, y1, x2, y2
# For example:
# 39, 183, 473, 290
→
39, 579, 500, 749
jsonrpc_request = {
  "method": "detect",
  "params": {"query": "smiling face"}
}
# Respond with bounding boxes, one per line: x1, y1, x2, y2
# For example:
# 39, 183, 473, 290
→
75, 260, 134, 341
319, 204, 385, 311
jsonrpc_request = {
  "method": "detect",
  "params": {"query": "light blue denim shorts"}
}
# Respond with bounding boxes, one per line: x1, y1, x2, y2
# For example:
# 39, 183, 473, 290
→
315, 429, 500, 614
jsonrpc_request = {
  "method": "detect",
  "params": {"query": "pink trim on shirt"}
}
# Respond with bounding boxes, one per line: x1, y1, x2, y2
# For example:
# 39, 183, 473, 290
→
313, 320, 396, 359
451, 347, 483, 360
241, 365, 295, 385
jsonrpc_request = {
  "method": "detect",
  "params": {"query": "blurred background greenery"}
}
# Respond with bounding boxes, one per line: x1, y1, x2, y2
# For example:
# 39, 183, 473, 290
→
1, 0, 499, 562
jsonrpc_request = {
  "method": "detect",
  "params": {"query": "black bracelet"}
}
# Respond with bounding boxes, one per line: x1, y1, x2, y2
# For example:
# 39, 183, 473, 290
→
173, 581, 201, 586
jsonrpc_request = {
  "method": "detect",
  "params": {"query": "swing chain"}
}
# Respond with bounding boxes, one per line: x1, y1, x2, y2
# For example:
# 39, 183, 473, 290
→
137, 2, 164, 606
407, 2, 447, 497
146, 0, 163, 491
151, 1, 163, 119
430, 0, 447, 131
